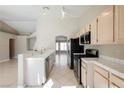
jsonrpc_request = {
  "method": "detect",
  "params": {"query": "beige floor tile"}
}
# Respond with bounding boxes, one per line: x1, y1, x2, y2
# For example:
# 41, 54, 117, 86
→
0, 53, 82, 88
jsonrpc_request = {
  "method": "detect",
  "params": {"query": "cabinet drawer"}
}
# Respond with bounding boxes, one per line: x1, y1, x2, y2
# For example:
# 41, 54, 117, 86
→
111, 74, 124, 88
81, 61, 86, 68
94, 65, 109, 79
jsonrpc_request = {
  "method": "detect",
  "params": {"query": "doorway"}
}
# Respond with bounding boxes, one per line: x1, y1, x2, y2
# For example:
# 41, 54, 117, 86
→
56, 36, 68, 54
9, 39, 15, 59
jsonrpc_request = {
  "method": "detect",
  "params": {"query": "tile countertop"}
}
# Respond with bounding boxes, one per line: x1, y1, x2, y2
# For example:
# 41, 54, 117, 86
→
81, 57, 124, 80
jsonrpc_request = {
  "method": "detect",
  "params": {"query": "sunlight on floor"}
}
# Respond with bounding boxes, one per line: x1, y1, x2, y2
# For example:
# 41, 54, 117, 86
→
42, 53, 82, 88
43, 79, 54, 88
43, 78, 77, 88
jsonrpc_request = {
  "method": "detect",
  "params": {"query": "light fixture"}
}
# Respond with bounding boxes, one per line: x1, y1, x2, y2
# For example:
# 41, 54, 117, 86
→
42, 7, 49, 15
61, 7, 65, 18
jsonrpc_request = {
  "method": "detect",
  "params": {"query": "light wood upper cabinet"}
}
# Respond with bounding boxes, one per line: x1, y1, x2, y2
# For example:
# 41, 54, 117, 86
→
114, 6, 124, 44
85, 24, 90, 33
97, 6, 114, 44
91, 19, 98, 44
80, 27, 86, 35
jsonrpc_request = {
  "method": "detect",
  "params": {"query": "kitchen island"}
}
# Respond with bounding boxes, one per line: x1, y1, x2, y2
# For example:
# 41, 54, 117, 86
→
18, 49, 55, 87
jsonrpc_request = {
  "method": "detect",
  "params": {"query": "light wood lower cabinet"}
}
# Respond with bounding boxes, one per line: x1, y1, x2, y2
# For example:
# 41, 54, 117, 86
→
94, 65, 109, 88
81, 60, 94, 88
94, 64, 124, 88
110, 74, 124, 88
81, 66, 87, 87
110, 83, 119, 88
94, 71, 109, 88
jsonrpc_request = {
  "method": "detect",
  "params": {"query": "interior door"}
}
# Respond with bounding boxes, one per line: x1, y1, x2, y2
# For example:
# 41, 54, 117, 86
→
9, 39, 15, 59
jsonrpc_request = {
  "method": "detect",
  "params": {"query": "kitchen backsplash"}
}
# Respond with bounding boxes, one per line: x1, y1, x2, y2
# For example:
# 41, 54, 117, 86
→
84, 44, 124, 60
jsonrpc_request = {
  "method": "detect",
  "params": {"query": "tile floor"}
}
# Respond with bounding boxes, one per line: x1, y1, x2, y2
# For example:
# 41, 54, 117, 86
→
0, 59, 17, 88
0, 53, 82, 88
43, 54, 82, 88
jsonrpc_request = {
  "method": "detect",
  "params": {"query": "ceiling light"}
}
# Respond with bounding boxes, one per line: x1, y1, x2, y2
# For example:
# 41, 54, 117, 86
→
42, 7, 49, 15
61, 7, 65, 18
43, 12, 46, 15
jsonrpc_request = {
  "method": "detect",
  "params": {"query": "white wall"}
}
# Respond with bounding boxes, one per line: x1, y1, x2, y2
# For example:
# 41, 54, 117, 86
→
0, 31, 16, 62
34, 16, 79, 50
16, 36, 28, 55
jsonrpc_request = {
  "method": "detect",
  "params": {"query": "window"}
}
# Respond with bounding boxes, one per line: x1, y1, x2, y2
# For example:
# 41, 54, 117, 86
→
56, 42, 59, 51
60, 42, 67, 51
56, 42, 67, 52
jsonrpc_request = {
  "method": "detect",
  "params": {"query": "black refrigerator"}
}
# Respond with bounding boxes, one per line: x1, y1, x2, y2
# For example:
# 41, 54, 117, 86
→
67, 38, 84, 69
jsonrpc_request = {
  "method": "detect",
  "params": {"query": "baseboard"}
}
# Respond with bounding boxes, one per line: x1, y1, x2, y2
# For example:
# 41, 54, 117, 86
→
0, 59, 10, 63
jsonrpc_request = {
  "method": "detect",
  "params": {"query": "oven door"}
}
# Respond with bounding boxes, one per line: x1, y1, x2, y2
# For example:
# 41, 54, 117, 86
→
73, 56, 81, 84
73, 57, 78, 79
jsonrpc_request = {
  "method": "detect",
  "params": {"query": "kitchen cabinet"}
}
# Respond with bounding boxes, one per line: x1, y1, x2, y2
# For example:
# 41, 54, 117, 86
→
80, 27, 86, 36
85, 24, 90, 33
46, 52, 55, 74
81, 62, 87, 87
94, 65, 109, 88
114, 5, 124, 44
110, 83, 119, 88
97, 6, 114, 44
81, 59, 94, 88
110, 74, 124, 88
91, 19, 98, 44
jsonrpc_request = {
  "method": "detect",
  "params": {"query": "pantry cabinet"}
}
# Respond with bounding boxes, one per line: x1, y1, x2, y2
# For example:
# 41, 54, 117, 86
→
114, 6, 124, 44
97, 6, 114, 44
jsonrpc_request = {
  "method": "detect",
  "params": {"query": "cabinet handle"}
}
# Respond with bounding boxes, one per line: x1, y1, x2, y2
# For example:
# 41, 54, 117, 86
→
113, 5, 115, 42
96, 18, 99, 43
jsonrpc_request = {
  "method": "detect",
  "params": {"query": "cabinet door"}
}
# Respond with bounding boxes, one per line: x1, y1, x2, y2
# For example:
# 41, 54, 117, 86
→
110, 83, 119, 88
94, 71, 109, 88
80, 27, 86, 35
98, 6, 114, 44
81, 66, 87, 88
91, 19, 98, 44
85, 24, 90, 33
115, 5, 124, 43
110, 74, 124, 88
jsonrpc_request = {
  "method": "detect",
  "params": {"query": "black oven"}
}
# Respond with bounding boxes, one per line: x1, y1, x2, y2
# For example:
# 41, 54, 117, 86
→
73, 55, 82, 84
73, 49, 99, 84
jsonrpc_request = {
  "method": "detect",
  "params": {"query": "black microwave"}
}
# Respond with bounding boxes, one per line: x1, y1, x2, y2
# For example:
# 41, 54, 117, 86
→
79, 31, 91, 44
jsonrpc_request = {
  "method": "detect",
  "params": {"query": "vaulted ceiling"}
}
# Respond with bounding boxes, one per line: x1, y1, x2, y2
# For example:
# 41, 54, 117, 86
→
0, 5, 92, 35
